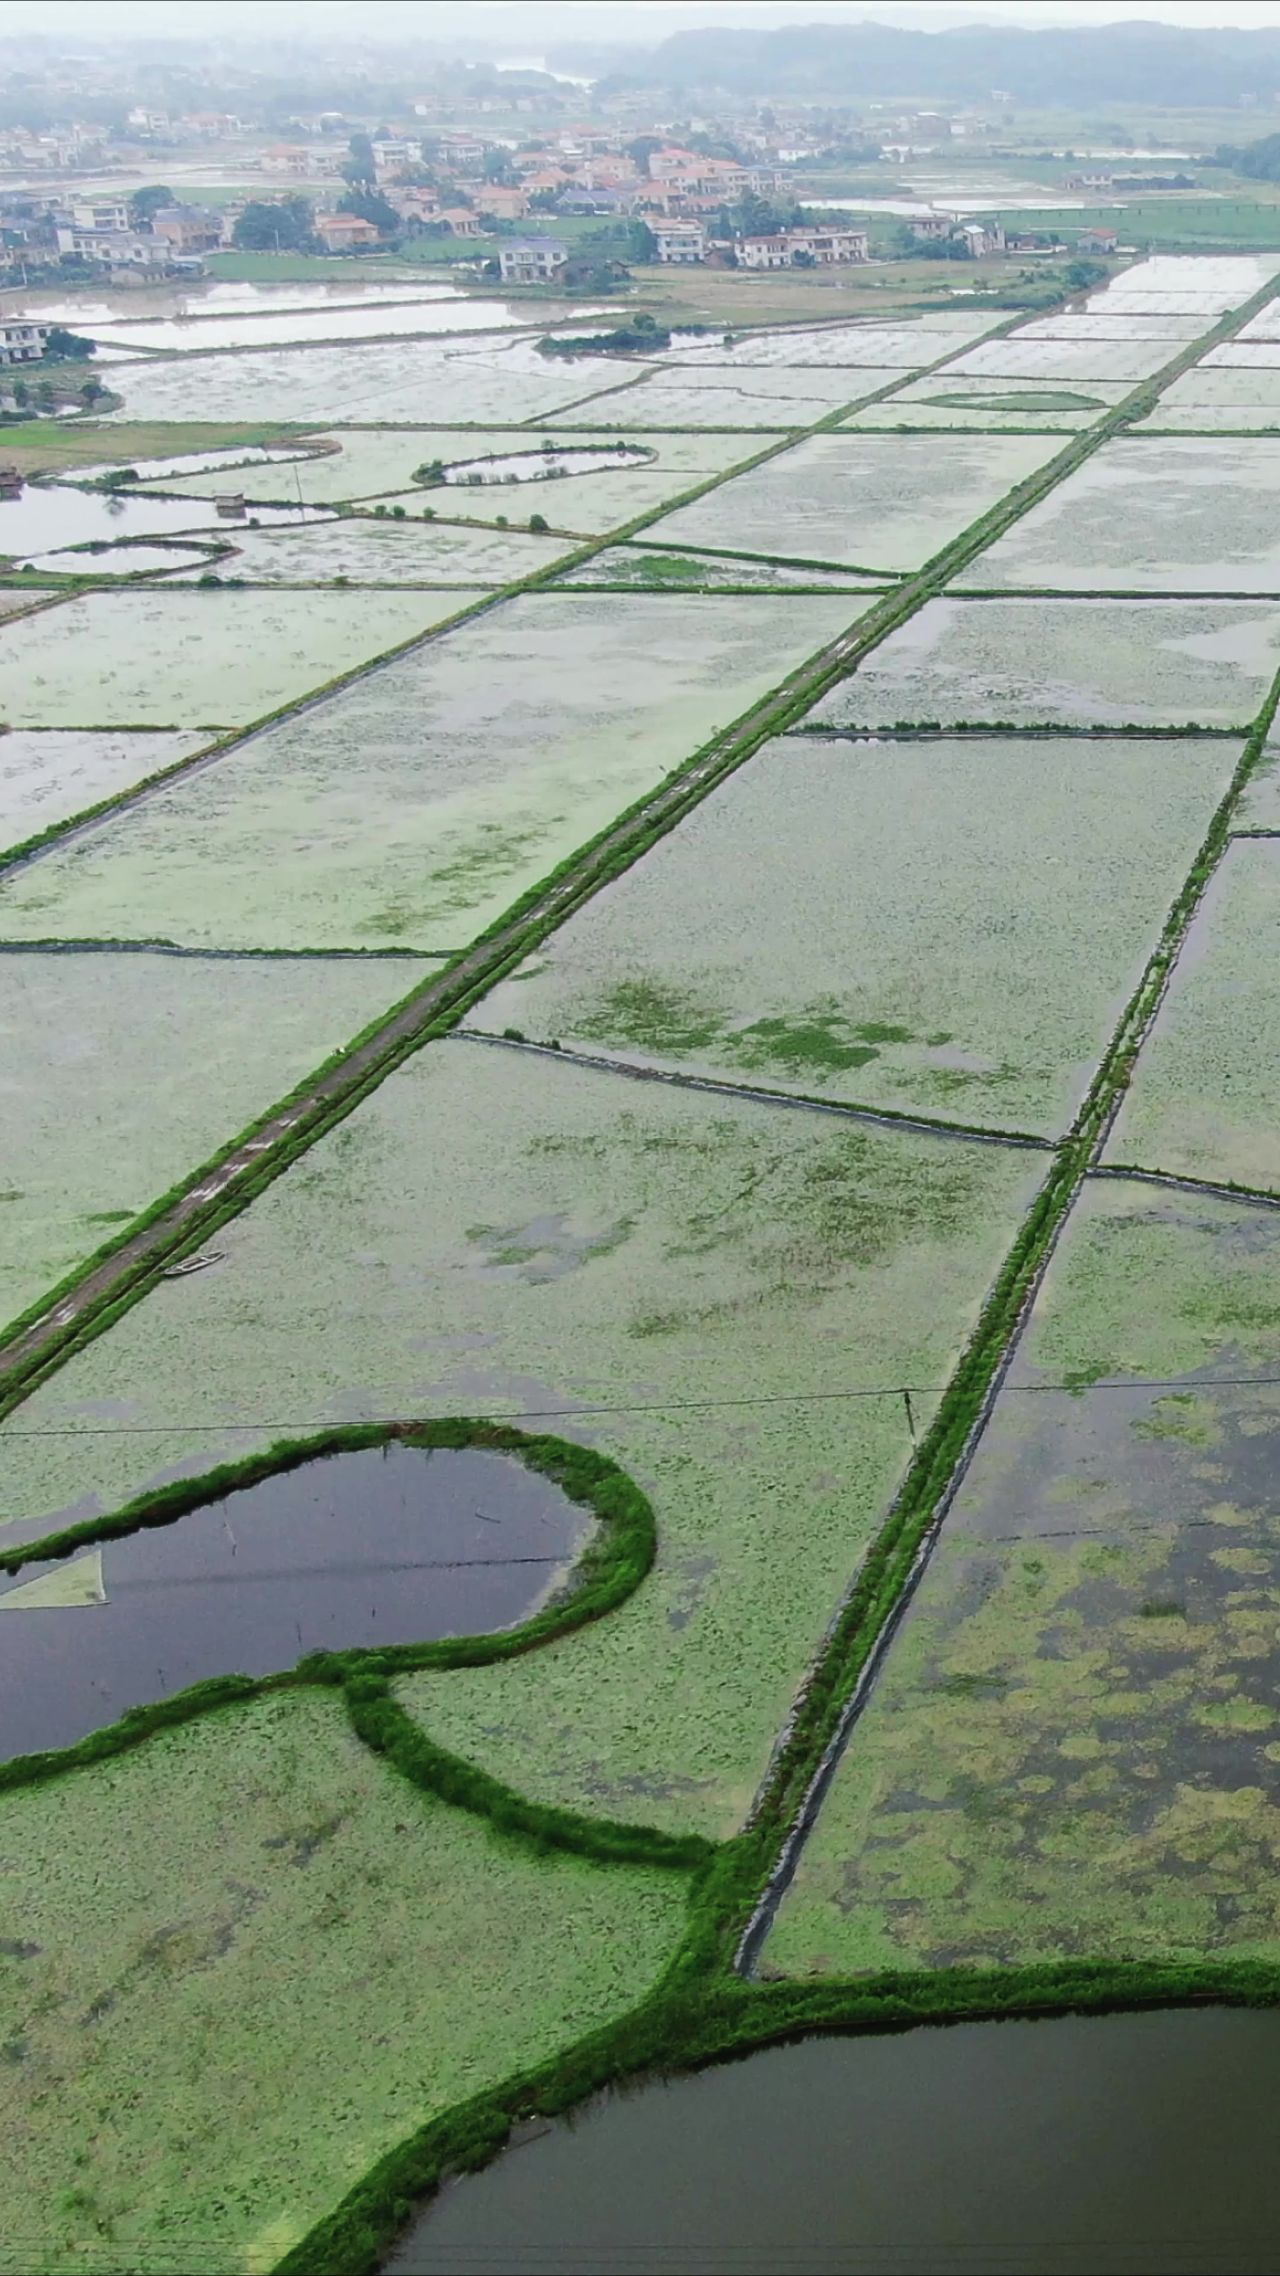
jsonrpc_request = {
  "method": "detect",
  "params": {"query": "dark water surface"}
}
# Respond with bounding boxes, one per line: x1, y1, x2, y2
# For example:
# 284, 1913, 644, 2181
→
393, 2008, 1280, 2274
0, 1445, 588, 1760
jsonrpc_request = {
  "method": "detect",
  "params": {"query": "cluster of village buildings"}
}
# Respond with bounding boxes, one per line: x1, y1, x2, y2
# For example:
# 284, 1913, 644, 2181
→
0, 89, 1135, 299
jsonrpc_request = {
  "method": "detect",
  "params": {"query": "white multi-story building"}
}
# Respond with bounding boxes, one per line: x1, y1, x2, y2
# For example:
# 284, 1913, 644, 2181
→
653, 220, 705, 264
498, 238, 569, 285
55, 223, 168, 267
69, 199, 130, 233
0, 319, 49, 364
737, 226, 868, 269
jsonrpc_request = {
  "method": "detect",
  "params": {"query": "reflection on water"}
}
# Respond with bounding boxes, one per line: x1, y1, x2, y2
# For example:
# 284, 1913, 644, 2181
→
0, 488, 333, 555
0, 1444, 590, 1760
395, 2008, 1280, 2274
19, 541, 218, 577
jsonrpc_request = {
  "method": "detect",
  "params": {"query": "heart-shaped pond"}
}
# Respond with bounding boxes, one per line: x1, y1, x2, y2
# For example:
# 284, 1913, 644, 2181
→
0, 1444, 593, 1761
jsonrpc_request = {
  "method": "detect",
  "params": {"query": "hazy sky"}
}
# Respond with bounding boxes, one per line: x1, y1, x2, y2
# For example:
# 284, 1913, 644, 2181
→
8, 0, 1280, 46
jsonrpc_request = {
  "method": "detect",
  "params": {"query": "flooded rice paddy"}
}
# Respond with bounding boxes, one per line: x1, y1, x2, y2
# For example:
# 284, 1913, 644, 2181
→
469, 731, 1238, 1137
87, 295, 554, 355
0, 593, 855, 947
20, 540, 220, 577
766, 1178, 1280, 1975
0, 483, 333, 557
0, 1444, 591, 1759
816, 596, 1280, 728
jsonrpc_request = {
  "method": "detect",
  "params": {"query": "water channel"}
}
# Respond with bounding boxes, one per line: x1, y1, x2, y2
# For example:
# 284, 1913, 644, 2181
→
0, 1443, 591, 1760
393, 2007, 1280, 2274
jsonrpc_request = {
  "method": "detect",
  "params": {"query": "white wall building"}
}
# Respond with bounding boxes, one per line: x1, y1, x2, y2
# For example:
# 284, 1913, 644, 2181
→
0, 319, 49, 364
653, 220, 705, 264
498, 238, 569, 285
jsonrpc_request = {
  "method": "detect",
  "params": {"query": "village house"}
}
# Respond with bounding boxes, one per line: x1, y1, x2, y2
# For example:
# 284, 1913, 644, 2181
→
150, 204, 223, 254
1078, 226, 1120, 254
314, 212, 383, 252
737, 225, 868, 269
738, 231, 794, 269
653, 219, 706, 264
498, 237, 569, 285
0, 319, 49, 364
54, 222, 168, 267
787, 224, 869, 264
390, 186, 441, 225
475, 184, 530, 223
436, 208, 482, 238
68, 198, 129, 233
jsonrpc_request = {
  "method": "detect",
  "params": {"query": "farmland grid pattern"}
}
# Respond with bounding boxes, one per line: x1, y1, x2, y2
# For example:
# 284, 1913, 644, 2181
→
7, 253, 1280, 2274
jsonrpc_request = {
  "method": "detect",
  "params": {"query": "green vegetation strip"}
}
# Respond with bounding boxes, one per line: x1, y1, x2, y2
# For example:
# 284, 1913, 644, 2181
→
3, 276, 1274, 1419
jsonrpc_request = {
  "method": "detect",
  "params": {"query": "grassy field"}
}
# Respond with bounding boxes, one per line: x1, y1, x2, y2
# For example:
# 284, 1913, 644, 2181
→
0, 1688, 689, 2273
1106, 837, 1280, 1189
0, 420, 301, 478
0, 594, 855, 951
0, 949, 429, 1332
466, 729, 1239, 1139
0, 1039, 1044, 1836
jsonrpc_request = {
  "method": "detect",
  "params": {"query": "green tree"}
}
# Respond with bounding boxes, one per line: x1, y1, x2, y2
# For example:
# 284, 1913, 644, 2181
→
626, 135, 662, 177
127, 183, 174, 229
338, 188, 399, 235
231, 197, 314, 252
80, 376, 105, 406
481, 147, 516, 183
342, 131, 376, 187
45, 326, 94, 361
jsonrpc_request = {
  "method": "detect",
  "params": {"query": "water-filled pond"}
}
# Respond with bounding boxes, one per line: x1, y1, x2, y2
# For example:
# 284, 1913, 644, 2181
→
393, 2007, 1280, 2274
5, 280, 487, 325
19, 541, 218, 577
0, 1443, 591, 1760
57, 444, 323, 485
82, 299, 564, 355
436, 444, 652, 488
0, 487, 334, 555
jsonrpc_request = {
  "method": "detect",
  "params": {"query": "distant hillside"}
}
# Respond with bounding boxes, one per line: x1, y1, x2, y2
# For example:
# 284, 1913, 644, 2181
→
612, 19, 1280, 106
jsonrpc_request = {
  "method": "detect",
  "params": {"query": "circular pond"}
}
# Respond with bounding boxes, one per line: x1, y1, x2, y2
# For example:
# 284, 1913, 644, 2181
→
0, 1443, 592, 1761
423, 443, 653, 490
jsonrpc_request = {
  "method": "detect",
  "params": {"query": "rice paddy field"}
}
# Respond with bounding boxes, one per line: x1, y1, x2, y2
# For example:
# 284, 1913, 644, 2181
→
0, 596, 857, 952
465, 731, 1239, 1137
641, 432, 1068, 573
1104, 839, 1280, 1190
0, 1688, 689, 2274
10, 244, 1280, 2274
812, 597, 1280, 728
966, 438, 1280, 592
0, 1039, 1044, 1831
765, 1177, 1280, 1975
0, 588, 469, 727
0, 729, 210, 852
0, 949, 428, 1331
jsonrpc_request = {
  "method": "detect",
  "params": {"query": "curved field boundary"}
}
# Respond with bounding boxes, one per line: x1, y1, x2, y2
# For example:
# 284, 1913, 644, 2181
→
0, 1418, 709, 1871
